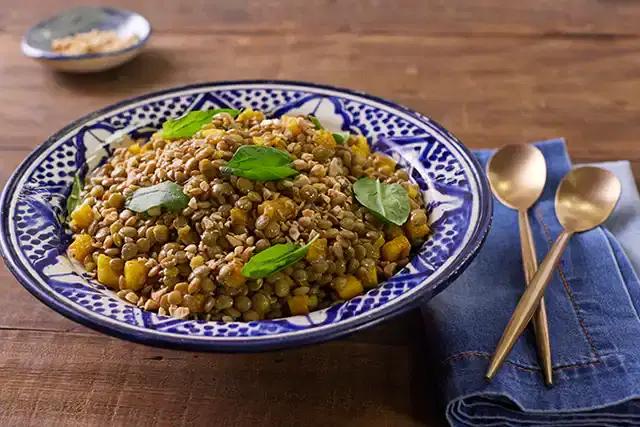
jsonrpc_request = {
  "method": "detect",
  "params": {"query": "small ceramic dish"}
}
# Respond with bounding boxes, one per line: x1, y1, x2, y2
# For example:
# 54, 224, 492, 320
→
0, 80, 492, 352
21, 6, 151, 73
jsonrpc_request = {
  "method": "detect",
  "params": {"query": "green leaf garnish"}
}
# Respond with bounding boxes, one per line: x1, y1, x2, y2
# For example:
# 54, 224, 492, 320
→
220, 145, 299, 181
241, 235, 319, 278
353, 177, 411, 226
66, 174, 83, 218
332, 131, 350, 144
309, 115, 323, 130
125, 181, 189, 213
162, 109, 241, 139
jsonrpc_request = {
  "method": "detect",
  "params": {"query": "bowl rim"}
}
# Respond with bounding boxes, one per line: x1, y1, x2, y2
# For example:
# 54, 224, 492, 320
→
0, 80, 492, 352
20, 6, 152, 61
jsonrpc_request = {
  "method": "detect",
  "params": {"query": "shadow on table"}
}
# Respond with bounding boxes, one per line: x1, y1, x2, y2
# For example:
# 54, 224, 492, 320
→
49, 48, 175, 96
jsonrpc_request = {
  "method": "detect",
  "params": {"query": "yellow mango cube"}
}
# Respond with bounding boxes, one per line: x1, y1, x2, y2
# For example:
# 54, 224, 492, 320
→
253, 135, 285, 149
350, 135, 370, 157
258, 197, 296, 221
373, 154, 396, 171
306, 238, 328, 262
230, 207, 248, 225
127, 143, 140, 154
97, 254, 120, 288
359, 266, 378, 288
68, 234, 93, 262
280, 115, 302, 137
315, 130, 336, 148
406, 221, 430, 241
406, 183, 420, 199
381, 236, 411, 262
237, 109, 265, 122
124, 260, 148, 291
337, 275, 364, 300
373, 235, 385, 252
288, 295, 310, 315
70, 203, 94, 229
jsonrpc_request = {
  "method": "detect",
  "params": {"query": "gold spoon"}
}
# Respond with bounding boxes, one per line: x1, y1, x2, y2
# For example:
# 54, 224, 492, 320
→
486, 144, 553, 386
485, 166, 621, 381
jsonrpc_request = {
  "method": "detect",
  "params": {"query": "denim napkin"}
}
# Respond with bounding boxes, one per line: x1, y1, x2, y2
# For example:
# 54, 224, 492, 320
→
422, 139, 640, 426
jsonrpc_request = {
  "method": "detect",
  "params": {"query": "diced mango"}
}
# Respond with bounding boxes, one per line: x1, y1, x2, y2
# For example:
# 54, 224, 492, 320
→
127, 143, 141, 155
406, 183, 420, 199
202, 128, 226, 140
315, 130, 336, 148
237, 109, 265, 122
97, 254, 120, 288
68, 234, 93, 262
373, 154, 396, 170
373, 235, 385, 252
258, 197, 296, 221
253, 136, 268, 146
124, 260, 148, 291
381, 236, 411, 262
337, 275, 364, 300
406, 221, 430, 241
70, 203, 94, 229
280, 115, 302, 137
350, 135, 370, 157
288, 295, 310, 315
253, 135, 285, 149
223, 261, 246, 288
230, 207, 248, 225
306, 238, 328, 262
359, 265, 378, 288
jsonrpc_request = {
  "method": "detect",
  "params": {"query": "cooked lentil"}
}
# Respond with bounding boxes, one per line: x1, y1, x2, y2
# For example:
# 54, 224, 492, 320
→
67, 110, 430, 320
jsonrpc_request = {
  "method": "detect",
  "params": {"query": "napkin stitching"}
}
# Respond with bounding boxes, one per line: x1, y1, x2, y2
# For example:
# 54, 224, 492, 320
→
536, 208, 602, 362
443, 351, 601, 372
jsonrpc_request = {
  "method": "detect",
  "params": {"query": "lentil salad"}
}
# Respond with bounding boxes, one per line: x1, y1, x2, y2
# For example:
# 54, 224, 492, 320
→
67, 109, 430, 321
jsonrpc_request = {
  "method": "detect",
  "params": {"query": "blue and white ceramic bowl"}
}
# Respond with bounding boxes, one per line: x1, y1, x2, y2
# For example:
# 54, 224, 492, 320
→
21, 7, 151, 73
0, 81, 492, 351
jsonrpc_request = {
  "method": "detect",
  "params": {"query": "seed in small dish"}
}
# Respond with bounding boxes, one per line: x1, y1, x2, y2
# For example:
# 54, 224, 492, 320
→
52, 29, 138, 56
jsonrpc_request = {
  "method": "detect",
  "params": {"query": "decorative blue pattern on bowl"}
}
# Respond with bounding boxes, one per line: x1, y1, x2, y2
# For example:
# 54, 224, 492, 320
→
0, 81, 492, 351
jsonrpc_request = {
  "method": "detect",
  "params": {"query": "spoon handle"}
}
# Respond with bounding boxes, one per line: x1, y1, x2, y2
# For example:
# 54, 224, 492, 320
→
486, 229, 572, 381
518, 210, 553, 386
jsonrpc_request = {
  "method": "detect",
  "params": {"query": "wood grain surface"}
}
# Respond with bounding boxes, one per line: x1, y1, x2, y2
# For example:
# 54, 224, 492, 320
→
1, 1, 639, 426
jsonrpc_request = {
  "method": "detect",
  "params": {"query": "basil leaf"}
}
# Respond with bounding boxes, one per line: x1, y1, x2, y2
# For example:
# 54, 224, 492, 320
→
241, 235, 319, 278
353, 177, 411, 226
125, 181, 189, 213
66, 174, 83, 218
162, 109, 241, 139
309, 115, 323, 130
220, 145, 299, 181
332, 131, 350, 144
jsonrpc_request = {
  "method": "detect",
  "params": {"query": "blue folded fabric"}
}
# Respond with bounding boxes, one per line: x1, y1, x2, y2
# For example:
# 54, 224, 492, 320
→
422, 139, 640, 426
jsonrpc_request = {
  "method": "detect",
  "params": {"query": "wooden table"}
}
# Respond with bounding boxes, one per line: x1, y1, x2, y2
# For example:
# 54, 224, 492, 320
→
1, 1, 639, 425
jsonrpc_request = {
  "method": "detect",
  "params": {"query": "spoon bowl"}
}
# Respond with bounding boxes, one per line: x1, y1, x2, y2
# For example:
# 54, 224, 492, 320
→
556, 166, 622, 233
486, 144, 547, 210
